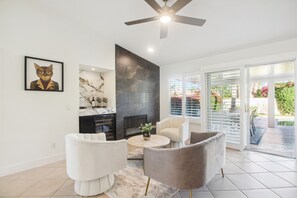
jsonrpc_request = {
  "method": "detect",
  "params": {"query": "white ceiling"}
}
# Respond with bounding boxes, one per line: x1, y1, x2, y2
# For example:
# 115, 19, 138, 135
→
38, 0, 297, 66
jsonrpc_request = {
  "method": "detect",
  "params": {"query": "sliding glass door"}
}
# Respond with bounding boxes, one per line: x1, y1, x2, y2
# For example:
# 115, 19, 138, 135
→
246, 61, 296, 158
205, 69, 244, 149
204, 61, 296, 157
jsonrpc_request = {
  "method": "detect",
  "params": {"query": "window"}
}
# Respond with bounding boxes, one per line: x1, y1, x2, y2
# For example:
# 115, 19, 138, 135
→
169, 77, 183, 116
169, 75, 201, 118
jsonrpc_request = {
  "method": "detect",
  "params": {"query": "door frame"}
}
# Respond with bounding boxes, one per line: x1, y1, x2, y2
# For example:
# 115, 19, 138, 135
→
202, 66, 247, 150
292, 58, 297, 158
245, 59, 297, 158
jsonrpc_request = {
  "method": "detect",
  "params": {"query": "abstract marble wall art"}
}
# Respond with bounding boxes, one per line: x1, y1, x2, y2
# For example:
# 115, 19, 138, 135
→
79, 71, 104, 108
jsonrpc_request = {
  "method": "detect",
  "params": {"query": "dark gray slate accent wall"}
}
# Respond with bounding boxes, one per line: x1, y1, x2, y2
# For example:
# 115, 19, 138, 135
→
115, 45, 160, 139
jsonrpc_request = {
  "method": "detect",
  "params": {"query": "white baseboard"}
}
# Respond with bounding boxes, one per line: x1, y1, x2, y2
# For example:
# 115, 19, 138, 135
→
0, 152, 65, 177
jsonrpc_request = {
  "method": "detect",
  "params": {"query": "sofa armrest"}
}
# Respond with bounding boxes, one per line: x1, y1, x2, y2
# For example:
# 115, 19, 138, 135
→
203, 132, 226, 182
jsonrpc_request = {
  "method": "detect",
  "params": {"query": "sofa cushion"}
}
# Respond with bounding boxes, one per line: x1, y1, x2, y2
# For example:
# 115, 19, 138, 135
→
159, 128, 179, 142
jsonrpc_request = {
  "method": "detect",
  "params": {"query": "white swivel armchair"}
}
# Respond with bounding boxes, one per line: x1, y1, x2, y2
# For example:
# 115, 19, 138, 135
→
65, 133, 127, 196
156, 117, 189, 147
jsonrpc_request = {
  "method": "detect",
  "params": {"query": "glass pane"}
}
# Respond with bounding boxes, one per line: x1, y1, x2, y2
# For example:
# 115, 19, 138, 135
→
169, 77, 182, 116
250, 82, 268, 98
185, 76, 200, 117
206, 70, 241, 148
250, 65, 271, 78
248, 61, 295, 158
273, 62, 294, 75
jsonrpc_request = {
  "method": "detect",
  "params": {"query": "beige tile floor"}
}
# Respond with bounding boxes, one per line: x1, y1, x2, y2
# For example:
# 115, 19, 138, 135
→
0, 149, 296, 198
0, 160, 108, 198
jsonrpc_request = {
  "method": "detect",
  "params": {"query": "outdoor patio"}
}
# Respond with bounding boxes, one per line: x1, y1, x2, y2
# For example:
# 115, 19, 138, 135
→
250, 116, 295, 158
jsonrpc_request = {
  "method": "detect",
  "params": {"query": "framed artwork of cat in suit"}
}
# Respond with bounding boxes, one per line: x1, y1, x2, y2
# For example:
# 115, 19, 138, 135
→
25, 56, 64, 92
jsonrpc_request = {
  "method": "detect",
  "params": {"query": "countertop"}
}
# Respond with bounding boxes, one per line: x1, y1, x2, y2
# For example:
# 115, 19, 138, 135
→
79, 108, 116, 116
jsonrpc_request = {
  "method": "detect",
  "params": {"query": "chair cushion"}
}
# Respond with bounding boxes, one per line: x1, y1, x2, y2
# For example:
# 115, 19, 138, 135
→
159, 128, 179, 142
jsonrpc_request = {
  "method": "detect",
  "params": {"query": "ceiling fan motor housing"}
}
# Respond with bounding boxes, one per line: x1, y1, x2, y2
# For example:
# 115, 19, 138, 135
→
125, 0, 206, 39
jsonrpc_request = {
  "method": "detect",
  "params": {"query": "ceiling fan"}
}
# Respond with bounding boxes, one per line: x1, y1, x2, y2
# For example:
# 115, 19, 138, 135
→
125, 0, 206, 39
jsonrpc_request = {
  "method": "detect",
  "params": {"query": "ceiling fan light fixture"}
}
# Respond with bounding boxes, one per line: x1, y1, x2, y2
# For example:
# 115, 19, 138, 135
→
160, 15, 171, 24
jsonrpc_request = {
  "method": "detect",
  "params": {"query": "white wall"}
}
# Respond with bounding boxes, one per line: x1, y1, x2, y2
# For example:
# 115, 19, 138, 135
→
0, 1, 115, 176
161, 38, 297, 132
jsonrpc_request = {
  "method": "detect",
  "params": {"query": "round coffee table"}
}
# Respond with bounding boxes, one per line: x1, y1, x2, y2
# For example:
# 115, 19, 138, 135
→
128, 134, 170, 148
127, 135, 170, 160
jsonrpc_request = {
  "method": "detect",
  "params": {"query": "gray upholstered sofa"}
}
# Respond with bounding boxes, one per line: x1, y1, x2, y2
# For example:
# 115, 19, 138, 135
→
143, 132, 226, 197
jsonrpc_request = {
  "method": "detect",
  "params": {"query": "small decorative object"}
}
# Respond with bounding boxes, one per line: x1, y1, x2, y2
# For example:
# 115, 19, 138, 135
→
25, 56, 64, 92
91, 97, 96, 108
102, 97, 108, 107
139, 123, 154, 141
96, 97, 102, 107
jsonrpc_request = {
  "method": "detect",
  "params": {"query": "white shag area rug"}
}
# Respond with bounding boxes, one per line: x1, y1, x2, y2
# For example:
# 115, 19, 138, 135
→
106, 149, 178, 198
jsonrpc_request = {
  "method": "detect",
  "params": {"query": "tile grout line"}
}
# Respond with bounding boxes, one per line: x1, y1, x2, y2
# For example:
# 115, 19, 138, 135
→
224, 160, 268, 197
229, 154, 283, 189
17, 178, 42, 197
51, 177, 70, 197
232, 160, 271, 173
212, 161, 253, 198
269, 171, 297, 187
227, 151, 297, 197
17, 166, 68, 198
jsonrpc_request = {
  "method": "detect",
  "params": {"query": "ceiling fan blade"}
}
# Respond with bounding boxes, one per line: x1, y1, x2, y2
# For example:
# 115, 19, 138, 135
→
173, 15, 206, 26
170, 0, 192, 14
160, 23, 168, 39
125, 16, 158, 25
145, 0, 162, 14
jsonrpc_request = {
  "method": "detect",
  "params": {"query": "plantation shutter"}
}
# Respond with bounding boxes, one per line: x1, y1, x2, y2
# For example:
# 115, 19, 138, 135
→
185, 75, 201, 117
206, 70, 241, 148
169, 77, 183, 116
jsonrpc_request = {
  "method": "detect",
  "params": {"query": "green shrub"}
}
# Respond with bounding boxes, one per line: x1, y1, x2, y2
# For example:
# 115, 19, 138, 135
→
222, 85, 232, 98
275, 82, 295, 115
278, 121, 294, 126
256, 89, 262, 97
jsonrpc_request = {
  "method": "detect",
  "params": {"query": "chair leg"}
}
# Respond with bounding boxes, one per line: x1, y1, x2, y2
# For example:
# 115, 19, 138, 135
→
145, 177, 150, 196
221, 168, 225, 178
189, 190, 192, 198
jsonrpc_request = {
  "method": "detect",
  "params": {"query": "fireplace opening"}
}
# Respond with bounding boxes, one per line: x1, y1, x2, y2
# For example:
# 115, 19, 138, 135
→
123, 115, 147, 137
